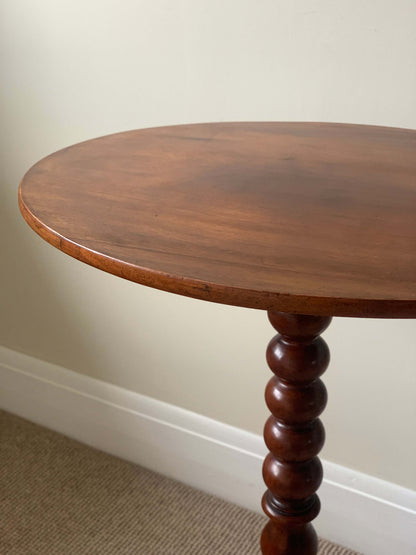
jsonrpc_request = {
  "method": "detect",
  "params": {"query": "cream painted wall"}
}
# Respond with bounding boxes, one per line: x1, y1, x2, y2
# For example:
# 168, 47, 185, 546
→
1, 1, 415, 490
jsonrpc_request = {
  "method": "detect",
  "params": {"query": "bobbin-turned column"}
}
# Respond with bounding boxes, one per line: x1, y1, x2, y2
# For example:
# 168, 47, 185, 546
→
261, 312, 332, 555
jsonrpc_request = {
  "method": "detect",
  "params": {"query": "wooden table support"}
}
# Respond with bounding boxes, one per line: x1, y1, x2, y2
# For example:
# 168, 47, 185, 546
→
261, 312, 331, 555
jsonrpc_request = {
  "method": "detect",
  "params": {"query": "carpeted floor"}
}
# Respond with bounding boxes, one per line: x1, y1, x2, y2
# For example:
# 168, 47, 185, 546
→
0, 410, 359, 554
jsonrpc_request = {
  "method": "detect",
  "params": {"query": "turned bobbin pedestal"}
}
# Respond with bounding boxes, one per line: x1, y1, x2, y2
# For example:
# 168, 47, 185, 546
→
261, 312, 331, 555
19, 123, 416, 554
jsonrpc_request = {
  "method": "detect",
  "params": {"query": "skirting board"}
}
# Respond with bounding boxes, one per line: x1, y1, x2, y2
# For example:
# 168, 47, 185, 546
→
0, 346, 415, 555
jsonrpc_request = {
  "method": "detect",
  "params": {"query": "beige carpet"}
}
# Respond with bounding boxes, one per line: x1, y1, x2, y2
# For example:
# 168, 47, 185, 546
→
0, 410, 359, 554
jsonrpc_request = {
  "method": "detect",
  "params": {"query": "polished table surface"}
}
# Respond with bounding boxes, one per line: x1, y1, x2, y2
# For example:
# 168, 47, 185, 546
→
19, 122, 416, 318
18, 123, 416, 554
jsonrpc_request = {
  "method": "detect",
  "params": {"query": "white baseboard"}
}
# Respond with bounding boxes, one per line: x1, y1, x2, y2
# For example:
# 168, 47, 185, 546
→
0, 345, 415, 555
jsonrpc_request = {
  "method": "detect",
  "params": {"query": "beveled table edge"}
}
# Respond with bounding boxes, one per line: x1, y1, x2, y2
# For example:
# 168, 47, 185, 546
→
18, 184, 416, 319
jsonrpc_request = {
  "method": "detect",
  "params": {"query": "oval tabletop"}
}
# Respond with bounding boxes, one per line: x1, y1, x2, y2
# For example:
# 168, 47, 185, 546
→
19, 122, 416, 318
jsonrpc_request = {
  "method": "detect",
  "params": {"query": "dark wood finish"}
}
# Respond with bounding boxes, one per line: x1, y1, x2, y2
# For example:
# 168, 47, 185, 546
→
19, 122, 416, 318
261, 312, 331, 555
17, 123, 416, 554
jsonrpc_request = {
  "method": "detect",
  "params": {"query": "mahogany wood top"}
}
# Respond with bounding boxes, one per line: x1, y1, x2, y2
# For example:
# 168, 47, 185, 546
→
19, 122, 416, 318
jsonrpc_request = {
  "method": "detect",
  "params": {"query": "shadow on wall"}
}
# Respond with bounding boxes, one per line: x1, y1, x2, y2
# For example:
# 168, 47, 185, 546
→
0, 175, 101, 374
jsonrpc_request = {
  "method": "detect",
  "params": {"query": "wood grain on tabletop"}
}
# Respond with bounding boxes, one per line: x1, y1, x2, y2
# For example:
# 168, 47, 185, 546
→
19, 122, 416, 317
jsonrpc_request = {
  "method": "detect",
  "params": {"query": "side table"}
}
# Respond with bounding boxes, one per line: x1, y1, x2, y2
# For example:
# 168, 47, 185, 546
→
19, 122, 416, 554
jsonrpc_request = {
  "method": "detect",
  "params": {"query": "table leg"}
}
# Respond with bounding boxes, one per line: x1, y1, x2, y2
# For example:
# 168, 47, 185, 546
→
261, 311, 332, 555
